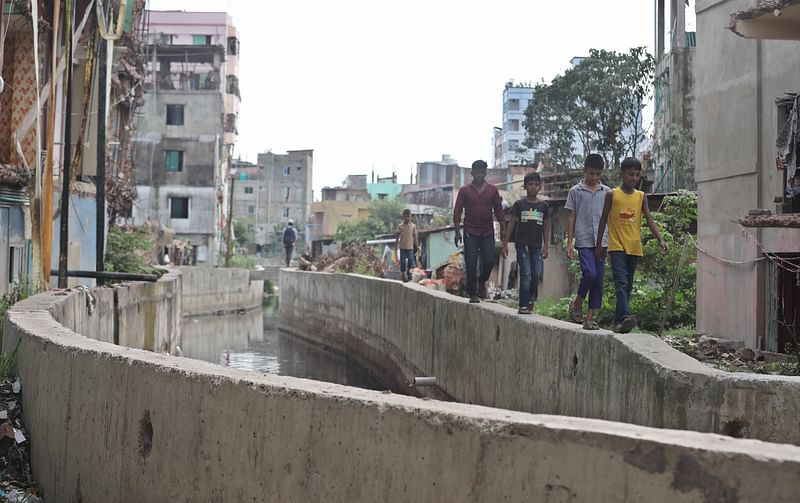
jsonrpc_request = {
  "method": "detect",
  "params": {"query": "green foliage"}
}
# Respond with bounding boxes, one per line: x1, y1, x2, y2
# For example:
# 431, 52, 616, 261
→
234, 217, 255, 246
0, 281, 32, 347
537, 192, 697, 333
228, 253, 255, 269
334, 198, 407, 244
0, 339, 20, 379
651, 123, 696, 191
105, 226, 154, 273
525, 47, 655, 169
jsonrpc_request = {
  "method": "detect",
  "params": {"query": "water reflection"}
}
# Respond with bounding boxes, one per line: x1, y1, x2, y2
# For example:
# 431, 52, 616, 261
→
181, 297, 385, 391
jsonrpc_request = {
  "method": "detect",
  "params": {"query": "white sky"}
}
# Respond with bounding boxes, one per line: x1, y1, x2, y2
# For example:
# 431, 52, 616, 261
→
148, 0, 655, 196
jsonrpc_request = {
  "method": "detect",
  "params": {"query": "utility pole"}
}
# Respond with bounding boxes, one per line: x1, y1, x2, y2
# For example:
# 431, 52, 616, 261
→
224, 171, 235, 266
43, 0, 62, 285
58, 0, 74, 288
96, 32, 107, 283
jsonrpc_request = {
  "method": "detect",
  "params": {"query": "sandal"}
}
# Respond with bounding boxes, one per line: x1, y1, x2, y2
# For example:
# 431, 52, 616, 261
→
569, 302, 584, 324
583, 319, 599, 330
518, 306, 531, 315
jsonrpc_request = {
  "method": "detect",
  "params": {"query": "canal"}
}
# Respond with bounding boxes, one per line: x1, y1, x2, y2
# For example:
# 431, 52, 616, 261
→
180, 296, 387, 391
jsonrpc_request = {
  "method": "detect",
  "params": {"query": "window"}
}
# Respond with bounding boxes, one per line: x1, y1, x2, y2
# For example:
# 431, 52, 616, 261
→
165, 150, 184, 172
283, 207, 290, 218
170, 197, 189, 219
244, 187, 254, 194
282, 166, 290, 176
226, 76, 240, 97
248, 205, 255, 214
509, 119, 520, 132
227, 37, 239, 55
225, 113, 237, 134
508, 140, 520, 152
284, 187, 290, 201
166, 104, 184, 125
160, 34, 173, 45
296, 166, 302, 171
192, 35, 211, 45
508, 98, 520, 111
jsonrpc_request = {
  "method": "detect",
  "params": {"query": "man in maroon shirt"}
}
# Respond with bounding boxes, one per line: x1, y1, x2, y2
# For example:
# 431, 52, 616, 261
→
453, 160, 506, 303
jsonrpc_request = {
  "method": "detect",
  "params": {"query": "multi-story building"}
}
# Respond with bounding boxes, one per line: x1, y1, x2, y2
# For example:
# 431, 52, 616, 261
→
257, 150, 313, 244
132, 10, 241, 264
495, 85, 536, 170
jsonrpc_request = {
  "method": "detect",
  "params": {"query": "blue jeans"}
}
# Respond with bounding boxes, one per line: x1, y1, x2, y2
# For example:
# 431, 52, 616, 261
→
463, 232, 495, 297
516, 245, 543, 308
399, 249, 415, 281
609, 251, 638, 323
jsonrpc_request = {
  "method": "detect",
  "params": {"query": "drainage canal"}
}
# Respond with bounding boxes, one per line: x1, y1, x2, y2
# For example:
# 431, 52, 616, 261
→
181, 297, 389, 391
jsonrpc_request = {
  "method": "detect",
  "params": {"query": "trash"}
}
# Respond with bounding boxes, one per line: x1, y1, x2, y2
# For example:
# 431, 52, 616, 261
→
0, 377, 39, 499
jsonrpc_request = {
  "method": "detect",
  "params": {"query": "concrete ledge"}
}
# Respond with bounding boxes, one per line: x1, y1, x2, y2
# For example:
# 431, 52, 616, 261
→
279, 269, 800, 445
5, 290, 800, 501
175, 266, 263, 317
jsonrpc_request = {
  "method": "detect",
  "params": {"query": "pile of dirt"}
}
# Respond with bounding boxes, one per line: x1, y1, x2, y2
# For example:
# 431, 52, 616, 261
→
314, 242, 384, 277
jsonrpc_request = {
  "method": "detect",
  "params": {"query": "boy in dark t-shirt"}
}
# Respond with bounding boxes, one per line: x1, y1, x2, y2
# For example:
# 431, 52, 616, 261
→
502, 172, 549, 314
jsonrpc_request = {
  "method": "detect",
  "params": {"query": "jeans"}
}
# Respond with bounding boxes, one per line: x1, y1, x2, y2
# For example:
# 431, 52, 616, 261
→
284, 244, 294, 267
463, 232, 495, 297
577, 247, 605, 310
609, 251, 638, 323
399, 249, 415, 281
516, 245, 543, 308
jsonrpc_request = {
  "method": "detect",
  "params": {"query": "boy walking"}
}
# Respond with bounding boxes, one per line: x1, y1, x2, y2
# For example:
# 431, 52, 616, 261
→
565, 154, 611, 330
395, 209, 419, 282
502, 172, 549, 314
596, 157, 668, 333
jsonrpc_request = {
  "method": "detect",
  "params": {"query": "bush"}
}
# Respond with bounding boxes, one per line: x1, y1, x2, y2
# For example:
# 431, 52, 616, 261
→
105, 226, 154, 273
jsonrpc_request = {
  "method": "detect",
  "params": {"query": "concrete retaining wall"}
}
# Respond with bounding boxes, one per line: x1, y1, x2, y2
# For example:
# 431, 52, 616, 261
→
279, 269, 800, 445
5, 287, 800, 501
176, 266, 263, 316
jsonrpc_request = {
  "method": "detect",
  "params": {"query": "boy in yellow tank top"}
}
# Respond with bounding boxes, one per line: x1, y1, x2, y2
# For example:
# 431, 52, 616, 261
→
596, 157, 667, 333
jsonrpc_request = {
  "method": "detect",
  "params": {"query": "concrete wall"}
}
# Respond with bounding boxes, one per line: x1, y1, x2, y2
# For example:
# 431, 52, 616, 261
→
279, 269, 800, 445
176, 266, 263, 317
5, 274, 800, 501
695, 0, 800, 346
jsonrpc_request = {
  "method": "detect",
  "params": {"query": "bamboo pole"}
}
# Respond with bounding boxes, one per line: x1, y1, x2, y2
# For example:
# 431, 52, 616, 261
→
43, 0, 63, 285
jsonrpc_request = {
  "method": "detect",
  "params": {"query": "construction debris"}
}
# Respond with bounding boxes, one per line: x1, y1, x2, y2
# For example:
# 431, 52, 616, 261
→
315, 242, 385, 277
0, 377, 40, 502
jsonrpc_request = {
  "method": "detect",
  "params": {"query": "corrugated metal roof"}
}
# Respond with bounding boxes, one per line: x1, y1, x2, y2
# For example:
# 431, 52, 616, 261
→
0, 184, 29, 205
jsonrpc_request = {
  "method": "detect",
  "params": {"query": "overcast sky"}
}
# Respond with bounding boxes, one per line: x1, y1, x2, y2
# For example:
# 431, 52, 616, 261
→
148, 0, 663, 196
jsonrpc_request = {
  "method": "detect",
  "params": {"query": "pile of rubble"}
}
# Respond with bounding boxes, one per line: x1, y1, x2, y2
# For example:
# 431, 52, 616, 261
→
314, 242, 385, 277
665, 334, 764, 373
0, 377, 40, 502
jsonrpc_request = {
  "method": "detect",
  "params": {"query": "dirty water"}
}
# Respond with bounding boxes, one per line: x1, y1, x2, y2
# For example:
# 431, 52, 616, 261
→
180, 297, 386, 391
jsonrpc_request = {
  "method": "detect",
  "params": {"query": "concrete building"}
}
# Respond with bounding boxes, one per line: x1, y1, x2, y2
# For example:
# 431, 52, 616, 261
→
322, 175, 369, 202
652, 0, 697, 191
495, 85, 537, 170
416, 155, 461, 186
257, 150, 313, 244
695, 0, 800, 351
132, 10, 241, 264
368, 173, 402, 200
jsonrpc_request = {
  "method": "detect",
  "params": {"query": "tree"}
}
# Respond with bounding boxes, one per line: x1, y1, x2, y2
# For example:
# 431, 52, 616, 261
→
524, 47, 655, 169
333, 198, 407, 245
234, 218, 255, 246
651, 123, 696, 191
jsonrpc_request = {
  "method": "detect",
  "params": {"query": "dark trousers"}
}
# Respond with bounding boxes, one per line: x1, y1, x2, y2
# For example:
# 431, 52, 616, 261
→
577, 247, 606, 310
516, 245, 543, 308
284, 244, 294, 267
609, 251, 638, 322
463, 232, 495, 297
399, 249, 415, 281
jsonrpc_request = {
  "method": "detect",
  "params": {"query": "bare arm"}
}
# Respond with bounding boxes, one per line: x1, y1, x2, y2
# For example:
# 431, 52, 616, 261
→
566, 210, 576, 259
453, 190, 464, 246
595, 191, 613, 258
542, 213, 550, 259
502, 213, 516, 257
643, 194, 668, 252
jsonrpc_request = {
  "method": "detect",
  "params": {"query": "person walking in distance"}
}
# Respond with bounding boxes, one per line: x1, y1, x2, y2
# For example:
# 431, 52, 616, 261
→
395, 209, 419, 282
453, 160, 506, 303
282, 220, 298, 267
565, 154, 611, 330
